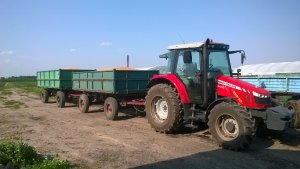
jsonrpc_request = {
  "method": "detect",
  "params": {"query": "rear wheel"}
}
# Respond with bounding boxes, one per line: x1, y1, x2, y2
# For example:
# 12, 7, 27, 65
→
78, 94, 89, 113
41, 89, 49, 103
286, 100, 300, 128
208, 102, 254, 150
104, 97, 119, 120
145, 84, 183, 133
56, 91, 66, 108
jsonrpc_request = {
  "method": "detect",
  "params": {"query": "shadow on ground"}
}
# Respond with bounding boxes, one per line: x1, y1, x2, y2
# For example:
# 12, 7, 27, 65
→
135, 129, 300, 169
135, 147, 300, 169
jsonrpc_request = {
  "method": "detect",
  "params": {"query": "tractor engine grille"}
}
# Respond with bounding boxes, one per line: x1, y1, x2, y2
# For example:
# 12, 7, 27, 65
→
254, 96, 271, 105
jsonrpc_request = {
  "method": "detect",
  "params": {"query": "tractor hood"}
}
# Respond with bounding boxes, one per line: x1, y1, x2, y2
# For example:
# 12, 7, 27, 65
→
216, 75, 271, 108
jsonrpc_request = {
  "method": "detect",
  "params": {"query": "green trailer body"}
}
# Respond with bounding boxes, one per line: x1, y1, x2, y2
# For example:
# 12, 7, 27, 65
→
37, 69, 94, 90
72, 70, 159, 94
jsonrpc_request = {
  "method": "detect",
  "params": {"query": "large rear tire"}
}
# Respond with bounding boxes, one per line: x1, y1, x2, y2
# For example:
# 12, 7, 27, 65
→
78, 94, 89, 113
41, 89, 49, 103
286, 100, 300, 128
145, 84, 183, 133
208, 102, 254, 150
104, 97, 119, 120
56, 91, 66, 108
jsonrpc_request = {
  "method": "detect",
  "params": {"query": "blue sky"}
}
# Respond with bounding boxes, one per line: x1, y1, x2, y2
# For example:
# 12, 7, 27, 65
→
0, 0, 299, 77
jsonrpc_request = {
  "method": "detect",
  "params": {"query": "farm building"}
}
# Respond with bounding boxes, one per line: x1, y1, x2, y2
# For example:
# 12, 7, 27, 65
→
233, 61, 300, 76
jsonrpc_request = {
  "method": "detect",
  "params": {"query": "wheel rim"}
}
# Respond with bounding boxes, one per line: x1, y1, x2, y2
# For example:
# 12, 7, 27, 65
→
215, 114, 239, 141
106, 104, 112, 116
152, 96, 168, 122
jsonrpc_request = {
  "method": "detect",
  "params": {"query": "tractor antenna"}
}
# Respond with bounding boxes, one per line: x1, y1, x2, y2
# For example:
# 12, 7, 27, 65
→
178, 33, 185, 44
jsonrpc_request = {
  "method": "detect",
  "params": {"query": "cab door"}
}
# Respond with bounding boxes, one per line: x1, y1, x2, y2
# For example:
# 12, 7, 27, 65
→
175, 50, 202, 103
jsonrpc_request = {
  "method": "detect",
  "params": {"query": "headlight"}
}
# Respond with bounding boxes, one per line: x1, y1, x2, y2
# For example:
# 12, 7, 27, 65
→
252, 91, 268, 98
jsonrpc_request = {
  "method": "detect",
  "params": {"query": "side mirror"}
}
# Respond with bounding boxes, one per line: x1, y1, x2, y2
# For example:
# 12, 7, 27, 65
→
237, 69, 241, 78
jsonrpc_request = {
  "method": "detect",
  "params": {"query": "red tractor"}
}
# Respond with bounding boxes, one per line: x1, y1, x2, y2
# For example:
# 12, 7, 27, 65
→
145, 39, 292, 150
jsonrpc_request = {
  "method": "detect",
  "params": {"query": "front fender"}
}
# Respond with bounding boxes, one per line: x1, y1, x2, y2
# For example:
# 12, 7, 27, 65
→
206, 97, 235, 120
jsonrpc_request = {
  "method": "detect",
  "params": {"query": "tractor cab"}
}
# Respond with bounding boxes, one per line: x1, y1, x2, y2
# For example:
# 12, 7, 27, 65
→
159, 39, 243, 107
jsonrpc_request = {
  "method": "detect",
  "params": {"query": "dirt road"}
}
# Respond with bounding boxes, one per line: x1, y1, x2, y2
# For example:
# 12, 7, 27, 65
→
0, 90, 300, 169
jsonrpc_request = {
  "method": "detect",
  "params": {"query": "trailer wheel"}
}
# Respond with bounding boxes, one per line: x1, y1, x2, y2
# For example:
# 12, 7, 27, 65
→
78, 94, 89, 113
56, 91, 66, 108
104, 97, 119, 120
286, 100, 300, 128
145, 84, 183, 133
208, 102, 254, 150
41, 89, 49, 103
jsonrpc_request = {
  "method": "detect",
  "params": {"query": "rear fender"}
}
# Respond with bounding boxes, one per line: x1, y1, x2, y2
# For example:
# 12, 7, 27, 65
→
148, 74, 190, 103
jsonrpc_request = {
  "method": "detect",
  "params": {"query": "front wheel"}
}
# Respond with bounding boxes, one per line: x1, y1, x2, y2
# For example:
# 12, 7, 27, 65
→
286, 100, 300, 128
78, 94, 89, 113
208, 102, 254, 150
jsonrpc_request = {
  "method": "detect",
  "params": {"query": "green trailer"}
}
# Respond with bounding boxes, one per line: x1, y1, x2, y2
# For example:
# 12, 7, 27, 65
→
72, 70, 158, 119
37, 68, 159, 120
37, 69, 95, 106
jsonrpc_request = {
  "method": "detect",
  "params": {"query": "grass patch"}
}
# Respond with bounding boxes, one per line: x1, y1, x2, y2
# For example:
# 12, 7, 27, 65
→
3, 100, 26, 109
31, 158, 71, 169
0, 139, 71, 169
0, 81, 31, 109
1, 90, 12, 95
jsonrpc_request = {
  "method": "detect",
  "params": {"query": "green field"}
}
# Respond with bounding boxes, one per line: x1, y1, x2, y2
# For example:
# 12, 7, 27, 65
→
0, 81, 7, 88
0, 80, 41, 95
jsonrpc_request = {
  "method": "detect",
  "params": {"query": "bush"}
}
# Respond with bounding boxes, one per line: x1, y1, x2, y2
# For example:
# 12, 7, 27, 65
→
0, 139, 38, 168
0, 139, 71, 169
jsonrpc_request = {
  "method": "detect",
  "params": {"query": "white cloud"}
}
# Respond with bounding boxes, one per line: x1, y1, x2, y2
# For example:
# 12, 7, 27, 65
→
0, 50, 14, 55
100, 42, 112, 46
3, 58, 12, 63
70, 48, 77, 52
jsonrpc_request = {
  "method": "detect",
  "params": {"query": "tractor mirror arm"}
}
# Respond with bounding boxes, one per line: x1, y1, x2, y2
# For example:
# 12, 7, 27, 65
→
159, 52, 171, 60
228, 50, 244, 54
228, 50, 246, 65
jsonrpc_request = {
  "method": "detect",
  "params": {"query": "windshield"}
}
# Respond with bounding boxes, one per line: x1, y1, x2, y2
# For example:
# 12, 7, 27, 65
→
208, 50, 231, 76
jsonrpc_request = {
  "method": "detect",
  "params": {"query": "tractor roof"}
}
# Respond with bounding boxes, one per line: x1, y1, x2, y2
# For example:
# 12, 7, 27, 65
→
167, 41, 228, 50
167, 42, 204, 50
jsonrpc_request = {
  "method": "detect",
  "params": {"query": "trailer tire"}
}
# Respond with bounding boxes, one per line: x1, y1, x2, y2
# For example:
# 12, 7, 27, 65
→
56, 91, 66, 108
78, 94, 89, 113
286, 100, 300, 128
145, 84, 183, 133
208, 102, 254, 150
104, 97, 119, 120
41, 89, 49, 103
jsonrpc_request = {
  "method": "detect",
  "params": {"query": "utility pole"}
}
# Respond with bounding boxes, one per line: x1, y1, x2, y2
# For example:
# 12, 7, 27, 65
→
127, 55, 129, 67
